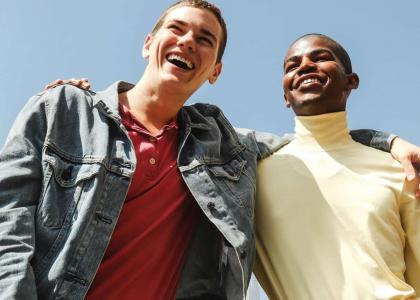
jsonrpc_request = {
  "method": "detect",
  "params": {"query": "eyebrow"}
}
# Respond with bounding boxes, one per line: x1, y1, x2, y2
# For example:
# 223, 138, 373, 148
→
284, 48, 335, 67
170, 19, 218, 43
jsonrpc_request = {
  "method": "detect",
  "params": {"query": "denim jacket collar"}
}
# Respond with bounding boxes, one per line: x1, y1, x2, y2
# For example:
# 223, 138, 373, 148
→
94, 81, 214, 131
93, 81, 134, 122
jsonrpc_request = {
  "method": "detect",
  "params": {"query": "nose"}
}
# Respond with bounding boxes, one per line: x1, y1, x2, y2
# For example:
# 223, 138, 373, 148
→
177, 31, 195, 53
297, 57, 317, 75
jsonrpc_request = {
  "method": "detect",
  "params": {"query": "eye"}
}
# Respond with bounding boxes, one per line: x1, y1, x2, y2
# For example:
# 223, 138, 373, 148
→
198, 36, 213, 47
314, 53, 333, 62
285, 63, 298, 73
168, 24, 183, 33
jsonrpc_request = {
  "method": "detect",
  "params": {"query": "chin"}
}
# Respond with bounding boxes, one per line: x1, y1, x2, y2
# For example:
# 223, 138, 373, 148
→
296, 96, 322, 106
161, 74, 186, 85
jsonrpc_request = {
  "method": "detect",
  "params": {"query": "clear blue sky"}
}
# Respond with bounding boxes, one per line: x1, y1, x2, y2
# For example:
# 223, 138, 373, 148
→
1, 0, 419, 147
1, 1, 419, 298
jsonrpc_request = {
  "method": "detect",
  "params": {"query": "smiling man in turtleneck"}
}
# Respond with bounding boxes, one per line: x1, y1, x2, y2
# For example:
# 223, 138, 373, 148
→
254, 34, 420, 300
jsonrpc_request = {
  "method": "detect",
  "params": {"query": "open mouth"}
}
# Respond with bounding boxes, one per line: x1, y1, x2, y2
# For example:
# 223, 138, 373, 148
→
295, 76, 326, 89
167, 54, 194, 70
302, 78, 321, 85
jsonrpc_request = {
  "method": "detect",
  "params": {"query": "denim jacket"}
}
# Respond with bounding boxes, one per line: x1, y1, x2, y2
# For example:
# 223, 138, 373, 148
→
0, 81, 391, 300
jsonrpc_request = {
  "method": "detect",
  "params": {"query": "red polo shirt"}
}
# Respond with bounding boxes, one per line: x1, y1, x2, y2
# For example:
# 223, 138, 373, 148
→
86, 104, 200, 300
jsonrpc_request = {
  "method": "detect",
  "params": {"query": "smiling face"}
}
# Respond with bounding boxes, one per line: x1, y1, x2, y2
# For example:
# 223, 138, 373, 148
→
142, 6, 223, 95
283, 35, 359, 116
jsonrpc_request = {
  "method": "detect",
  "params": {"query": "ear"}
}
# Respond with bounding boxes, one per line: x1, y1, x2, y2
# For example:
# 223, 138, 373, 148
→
284, 94, 291, 108
208, 62, 223, 85
142, 34, 153, 60
346, 72, 359, 90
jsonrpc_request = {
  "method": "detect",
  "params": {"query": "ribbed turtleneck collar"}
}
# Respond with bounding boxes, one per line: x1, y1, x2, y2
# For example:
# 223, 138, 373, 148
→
293, 111, 354, 151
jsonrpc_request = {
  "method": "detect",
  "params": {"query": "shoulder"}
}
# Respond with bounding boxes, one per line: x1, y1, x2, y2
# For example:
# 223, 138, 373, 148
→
35, 84, 102, 133
354, 141, 397, 165
39, 83, 96, 109
181, 102, 234, 131
7, 85, 91, 127
351, 142, 406, 190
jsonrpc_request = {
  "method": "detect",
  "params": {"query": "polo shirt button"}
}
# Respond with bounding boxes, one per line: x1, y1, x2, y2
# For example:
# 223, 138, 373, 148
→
149, 158, 156, 165
149, 137, 156, 142
207, 202, 216, 210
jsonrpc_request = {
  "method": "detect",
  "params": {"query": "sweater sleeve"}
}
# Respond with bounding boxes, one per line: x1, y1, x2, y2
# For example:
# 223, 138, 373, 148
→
399, 178, 420, 295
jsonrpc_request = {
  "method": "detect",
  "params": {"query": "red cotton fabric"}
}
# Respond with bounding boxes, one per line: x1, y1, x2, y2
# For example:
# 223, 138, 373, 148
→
86, 104, 200, 300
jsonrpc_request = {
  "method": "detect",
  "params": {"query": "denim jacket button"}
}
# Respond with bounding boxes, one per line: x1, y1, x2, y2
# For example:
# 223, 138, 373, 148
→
207, 202, 216, 210
240, 250, 247, 259
95, 212, 113, 224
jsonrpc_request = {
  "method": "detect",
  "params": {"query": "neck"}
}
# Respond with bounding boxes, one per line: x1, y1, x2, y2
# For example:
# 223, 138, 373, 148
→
120, 74, 191, 135
293, 111, 353, 151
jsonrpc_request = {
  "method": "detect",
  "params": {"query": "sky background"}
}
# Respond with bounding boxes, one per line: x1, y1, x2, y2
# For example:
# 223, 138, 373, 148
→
1, 1, 419, 298
1, 0, 419, 147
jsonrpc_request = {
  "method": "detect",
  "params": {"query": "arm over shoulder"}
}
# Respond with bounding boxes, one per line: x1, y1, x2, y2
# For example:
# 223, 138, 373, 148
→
350, 129, 395, 152
234, 128, 294, 160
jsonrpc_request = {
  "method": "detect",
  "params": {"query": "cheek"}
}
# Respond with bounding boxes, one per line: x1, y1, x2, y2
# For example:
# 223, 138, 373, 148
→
201, 47, 218, 64
283, 75, 292, 91
156, 32, 177, 47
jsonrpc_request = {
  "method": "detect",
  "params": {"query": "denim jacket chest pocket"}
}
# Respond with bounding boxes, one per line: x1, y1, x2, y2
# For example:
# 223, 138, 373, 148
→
38, 148, 102, 229
207, 157, 255, 213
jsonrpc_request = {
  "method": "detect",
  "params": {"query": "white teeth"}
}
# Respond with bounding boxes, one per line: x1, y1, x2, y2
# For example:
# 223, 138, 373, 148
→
168, 54, 193, 69
302, 78, 320, 85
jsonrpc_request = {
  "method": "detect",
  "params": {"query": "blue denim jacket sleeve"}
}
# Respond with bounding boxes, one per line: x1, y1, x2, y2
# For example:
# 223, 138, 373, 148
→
235, 128, 393, 158
350, 129, 394, 152
0, 93, 47, 299
234, 128, 294, 159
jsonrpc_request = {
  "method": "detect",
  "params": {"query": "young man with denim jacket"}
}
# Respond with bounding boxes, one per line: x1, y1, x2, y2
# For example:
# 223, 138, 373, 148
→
1, 1, 419, 300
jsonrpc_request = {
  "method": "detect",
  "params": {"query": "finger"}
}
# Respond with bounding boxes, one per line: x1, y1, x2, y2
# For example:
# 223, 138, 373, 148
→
61, 78, 73, 84
400, 157, 416, 181
415, 170, 420, 198
77, 79, 89, 89
44, 79, 63, 90
67, 80, 79, 86
67, 78, 87, 88
81, 82, 91, 90
76, 78, 89, 85
81, 78, 90, 89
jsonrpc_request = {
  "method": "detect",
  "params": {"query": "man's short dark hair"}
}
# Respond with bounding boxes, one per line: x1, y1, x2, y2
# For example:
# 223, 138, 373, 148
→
292, 33, 353, 74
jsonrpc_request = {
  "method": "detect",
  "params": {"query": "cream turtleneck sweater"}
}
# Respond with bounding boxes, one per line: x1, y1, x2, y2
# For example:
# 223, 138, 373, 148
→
254, 112, 419, 300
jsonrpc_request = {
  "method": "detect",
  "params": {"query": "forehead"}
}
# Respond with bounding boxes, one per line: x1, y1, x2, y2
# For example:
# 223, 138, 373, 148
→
163, 6, 222, 38
285, 36, 338, 61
